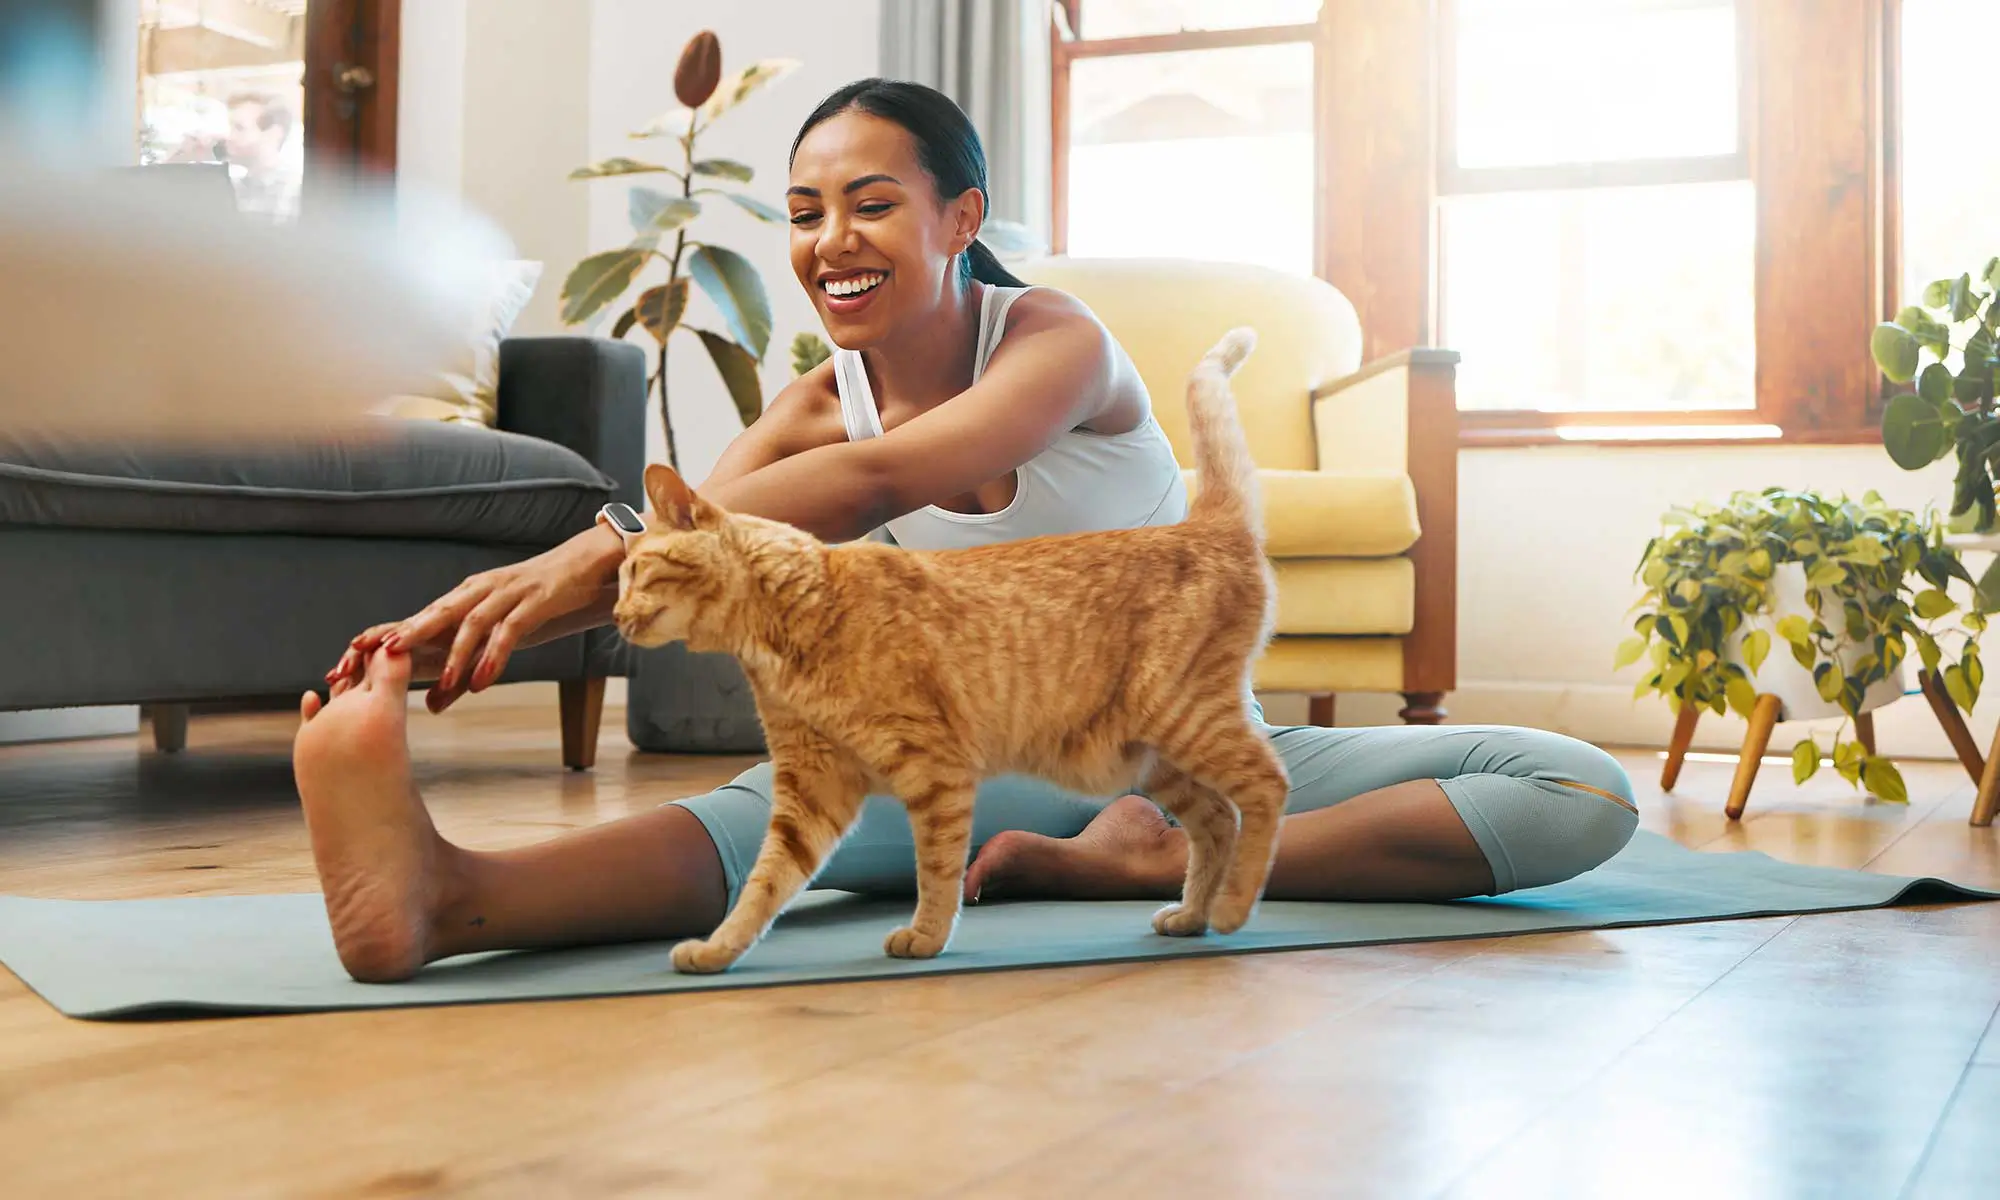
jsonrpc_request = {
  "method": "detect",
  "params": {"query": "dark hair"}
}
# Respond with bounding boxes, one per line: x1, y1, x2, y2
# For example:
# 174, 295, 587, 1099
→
790, 78, 1026, 288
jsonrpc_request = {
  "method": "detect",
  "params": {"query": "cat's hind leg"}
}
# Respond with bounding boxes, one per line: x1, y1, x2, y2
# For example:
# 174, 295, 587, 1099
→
1142, 765, 1238, 936
671, 734, 866, 974
1156, 719, 1290, 935
886, 774, 978, 959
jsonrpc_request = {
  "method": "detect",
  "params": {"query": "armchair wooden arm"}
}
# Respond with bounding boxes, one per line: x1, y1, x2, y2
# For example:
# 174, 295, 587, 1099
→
1311, 348, 1462, 713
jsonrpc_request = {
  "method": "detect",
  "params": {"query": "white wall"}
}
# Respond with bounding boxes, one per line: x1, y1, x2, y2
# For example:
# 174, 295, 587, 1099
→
587, 0, 881, 483
459, 1, 592, 336
395, 0, 467, 205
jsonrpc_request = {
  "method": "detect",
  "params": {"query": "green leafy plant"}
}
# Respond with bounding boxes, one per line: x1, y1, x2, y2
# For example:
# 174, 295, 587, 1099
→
1875, 258, 2000, 559
1619, 488, 1986, 801
790, 331, 831, 377
558, 29, 797, 471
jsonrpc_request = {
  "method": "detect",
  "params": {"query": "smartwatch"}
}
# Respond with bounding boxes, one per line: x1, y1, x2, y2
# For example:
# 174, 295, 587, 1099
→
596, 501, 646, 547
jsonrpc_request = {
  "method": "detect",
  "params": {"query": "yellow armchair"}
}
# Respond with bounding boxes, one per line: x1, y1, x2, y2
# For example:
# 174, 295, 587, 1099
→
1012, 256, 1460, 724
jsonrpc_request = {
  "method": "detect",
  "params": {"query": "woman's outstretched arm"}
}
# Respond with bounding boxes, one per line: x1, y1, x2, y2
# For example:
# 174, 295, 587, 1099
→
333, 299, 1117, 706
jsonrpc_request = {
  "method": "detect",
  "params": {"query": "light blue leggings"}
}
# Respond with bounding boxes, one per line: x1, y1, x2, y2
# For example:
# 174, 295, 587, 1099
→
673, 718, 1639, 911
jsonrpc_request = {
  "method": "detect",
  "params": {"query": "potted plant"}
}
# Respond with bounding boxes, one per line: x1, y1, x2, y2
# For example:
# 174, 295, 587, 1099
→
1875, 259, 2000, 556
558, 29, 797, 473
1620, 488, 1985, 799
570, 30, 796, 756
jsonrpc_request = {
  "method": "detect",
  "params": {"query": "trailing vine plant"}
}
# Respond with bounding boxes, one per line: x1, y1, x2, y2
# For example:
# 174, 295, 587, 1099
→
1621, 488, 1985, 801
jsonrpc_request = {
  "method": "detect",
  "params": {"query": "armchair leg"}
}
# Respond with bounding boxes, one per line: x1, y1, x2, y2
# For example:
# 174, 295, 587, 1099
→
143, 703, 188, 753
1399, 692, 1447, 726
559, 678, 607, 771
1308, 694, 1336, 727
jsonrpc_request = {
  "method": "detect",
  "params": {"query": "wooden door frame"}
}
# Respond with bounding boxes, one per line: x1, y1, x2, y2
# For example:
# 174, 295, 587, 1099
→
304, 0, 400, 179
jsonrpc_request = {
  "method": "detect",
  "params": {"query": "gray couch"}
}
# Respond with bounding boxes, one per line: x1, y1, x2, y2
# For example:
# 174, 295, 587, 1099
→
0, 336, 647, 767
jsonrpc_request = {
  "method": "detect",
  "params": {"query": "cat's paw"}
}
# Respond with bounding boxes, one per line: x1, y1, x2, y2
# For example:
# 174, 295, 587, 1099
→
670, 937, 740, 974
884, 925, 949, 959
1207, 895, 1257, 935
1151, 903, 1210, 937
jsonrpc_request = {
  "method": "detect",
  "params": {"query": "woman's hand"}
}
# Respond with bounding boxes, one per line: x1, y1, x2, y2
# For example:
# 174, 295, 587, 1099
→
328, 525, 625, 711
326, 622, 448, 698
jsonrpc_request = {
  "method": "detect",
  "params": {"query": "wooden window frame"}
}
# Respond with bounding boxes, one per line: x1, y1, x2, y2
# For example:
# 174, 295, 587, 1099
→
1441, 0, 1766, 440
1049, 3, 1325, 260
1049, 0, 1907, 448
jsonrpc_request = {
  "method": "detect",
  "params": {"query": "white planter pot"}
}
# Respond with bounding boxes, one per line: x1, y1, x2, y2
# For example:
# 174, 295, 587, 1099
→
1725, 562, 1906, 722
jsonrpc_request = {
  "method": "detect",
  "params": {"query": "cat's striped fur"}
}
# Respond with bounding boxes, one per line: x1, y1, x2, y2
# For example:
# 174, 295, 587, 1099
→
614, 328, 1286, 974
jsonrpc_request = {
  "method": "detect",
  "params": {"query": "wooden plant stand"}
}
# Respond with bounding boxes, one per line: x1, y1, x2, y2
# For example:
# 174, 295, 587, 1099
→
1661, 671, 1993, 825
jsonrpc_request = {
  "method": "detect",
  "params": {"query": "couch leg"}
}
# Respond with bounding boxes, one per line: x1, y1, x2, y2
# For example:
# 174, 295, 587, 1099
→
1308, 694, 1336, 726
1399, 692, 1447, 726
143, 703, 189, 753
559, 678, 607, 771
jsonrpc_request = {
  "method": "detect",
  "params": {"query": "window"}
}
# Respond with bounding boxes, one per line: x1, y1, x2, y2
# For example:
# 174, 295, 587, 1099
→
1066, 0, 1322, 40
132, 0, 399, 217
1440, 0, 1758, 421
1051, 1, 1322, 278
1048, 0, 1971, 444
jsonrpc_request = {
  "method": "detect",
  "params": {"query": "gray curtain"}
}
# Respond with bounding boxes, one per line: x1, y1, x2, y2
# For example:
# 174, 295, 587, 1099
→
880, 0, 1051, 245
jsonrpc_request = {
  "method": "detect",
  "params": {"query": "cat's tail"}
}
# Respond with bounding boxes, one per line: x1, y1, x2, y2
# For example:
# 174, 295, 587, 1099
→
1186, 327, 1261, 540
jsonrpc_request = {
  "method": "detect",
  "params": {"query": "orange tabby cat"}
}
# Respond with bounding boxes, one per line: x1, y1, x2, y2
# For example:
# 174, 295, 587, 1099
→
615, 328, 1287, 975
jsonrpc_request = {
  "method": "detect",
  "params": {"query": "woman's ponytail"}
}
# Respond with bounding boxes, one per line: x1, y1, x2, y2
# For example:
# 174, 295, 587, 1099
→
963, 238, 1027, 288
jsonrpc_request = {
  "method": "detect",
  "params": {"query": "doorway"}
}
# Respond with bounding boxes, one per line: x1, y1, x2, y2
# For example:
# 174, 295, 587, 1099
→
135, 0, 399, 219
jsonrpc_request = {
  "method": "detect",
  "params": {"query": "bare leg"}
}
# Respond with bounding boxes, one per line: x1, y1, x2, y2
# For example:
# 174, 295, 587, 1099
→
294, 646, 730, 982
964, 779, 1495, 906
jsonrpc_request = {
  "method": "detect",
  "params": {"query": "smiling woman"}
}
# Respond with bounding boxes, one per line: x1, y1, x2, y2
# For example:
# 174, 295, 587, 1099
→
786, 78, 1030, 346
298, 73, 1634, 989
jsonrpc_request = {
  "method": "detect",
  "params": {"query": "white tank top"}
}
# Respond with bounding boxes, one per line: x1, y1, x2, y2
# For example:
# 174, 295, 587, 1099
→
831, 284, 1187, 551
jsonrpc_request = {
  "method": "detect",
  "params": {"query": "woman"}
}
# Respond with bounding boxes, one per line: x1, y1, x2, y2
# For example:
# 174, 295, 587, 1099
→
298, 79, 1637, 984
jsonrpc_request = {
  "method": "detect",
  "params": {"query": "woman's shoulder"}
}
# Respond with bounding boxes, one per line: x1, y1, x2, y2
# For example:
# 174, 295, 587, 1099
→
1003, 282, 1097, 332
991, 282, 1150, 435
993, 283, 1118, 368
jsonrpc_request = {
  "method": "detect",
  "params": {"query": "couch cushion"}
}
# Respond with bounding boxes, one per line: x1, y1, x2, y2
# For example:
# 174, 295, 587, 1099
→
1184, 469, 1420, 557
0, 420, 615, 545
1273, 557, 1414, 635
1254, 636, 1404, 694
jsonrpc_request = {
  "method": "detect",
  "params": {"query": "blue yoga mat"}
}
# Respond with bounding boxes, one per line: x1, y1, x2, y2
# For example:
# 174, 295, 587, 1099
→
1, 831, 1992, 1020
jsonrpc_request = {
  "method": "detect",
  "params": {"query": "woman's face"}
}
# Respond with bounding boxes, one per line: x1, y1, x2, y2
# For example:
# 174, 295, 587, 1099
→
787, 111, 981, 349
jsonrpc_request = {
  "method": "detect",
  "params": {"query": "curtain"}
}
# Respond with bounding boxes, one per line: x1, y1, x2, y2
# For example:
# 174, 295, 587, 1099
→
879, 0, 1050, 246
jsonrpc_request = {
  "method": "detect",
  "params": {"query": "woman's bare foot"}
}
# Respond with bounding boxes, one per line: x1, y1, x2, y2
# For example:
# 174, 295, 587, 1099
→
293, 647, 459, 982
962, 793, 1187, 903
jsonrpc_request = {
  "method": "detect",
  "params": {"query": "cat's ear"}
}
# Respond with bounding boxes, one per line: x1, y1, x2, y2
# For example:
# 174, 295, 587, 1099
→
644, 464, 699, 530
644, 463, 725, 531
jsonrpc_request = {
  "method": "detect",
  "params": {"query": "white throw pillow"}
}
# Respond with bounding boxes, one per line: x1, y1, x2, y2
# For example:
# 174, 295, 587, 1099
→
374, 259, 542, 426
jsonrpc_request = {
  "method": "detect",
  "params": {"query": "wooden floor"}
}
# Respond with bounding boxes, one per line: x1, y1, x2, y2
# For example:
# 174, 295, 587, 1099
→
1, 707, 1997, 1199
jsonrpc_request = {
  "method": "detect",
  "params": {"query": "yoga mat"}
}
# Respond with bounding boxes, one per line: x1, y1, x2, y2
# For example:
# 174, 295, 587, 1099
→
1, 831, 1993, 1020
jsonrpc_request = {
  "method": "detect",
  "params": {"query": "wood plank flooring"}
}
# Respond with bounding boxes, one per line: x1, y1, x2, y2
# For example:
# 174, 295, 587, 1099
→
0, 706, 1995, 1199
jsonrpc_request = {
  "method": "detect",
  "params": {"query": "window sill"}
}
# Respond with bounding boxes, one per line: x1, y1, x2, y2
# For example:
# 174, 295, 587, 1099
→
1458, 422, 1884, 449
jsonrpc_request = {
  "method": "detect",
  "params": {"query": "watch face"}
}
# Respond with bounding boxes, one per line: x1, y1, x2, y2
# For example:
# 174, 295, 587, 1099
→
603, 503, 645, 535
